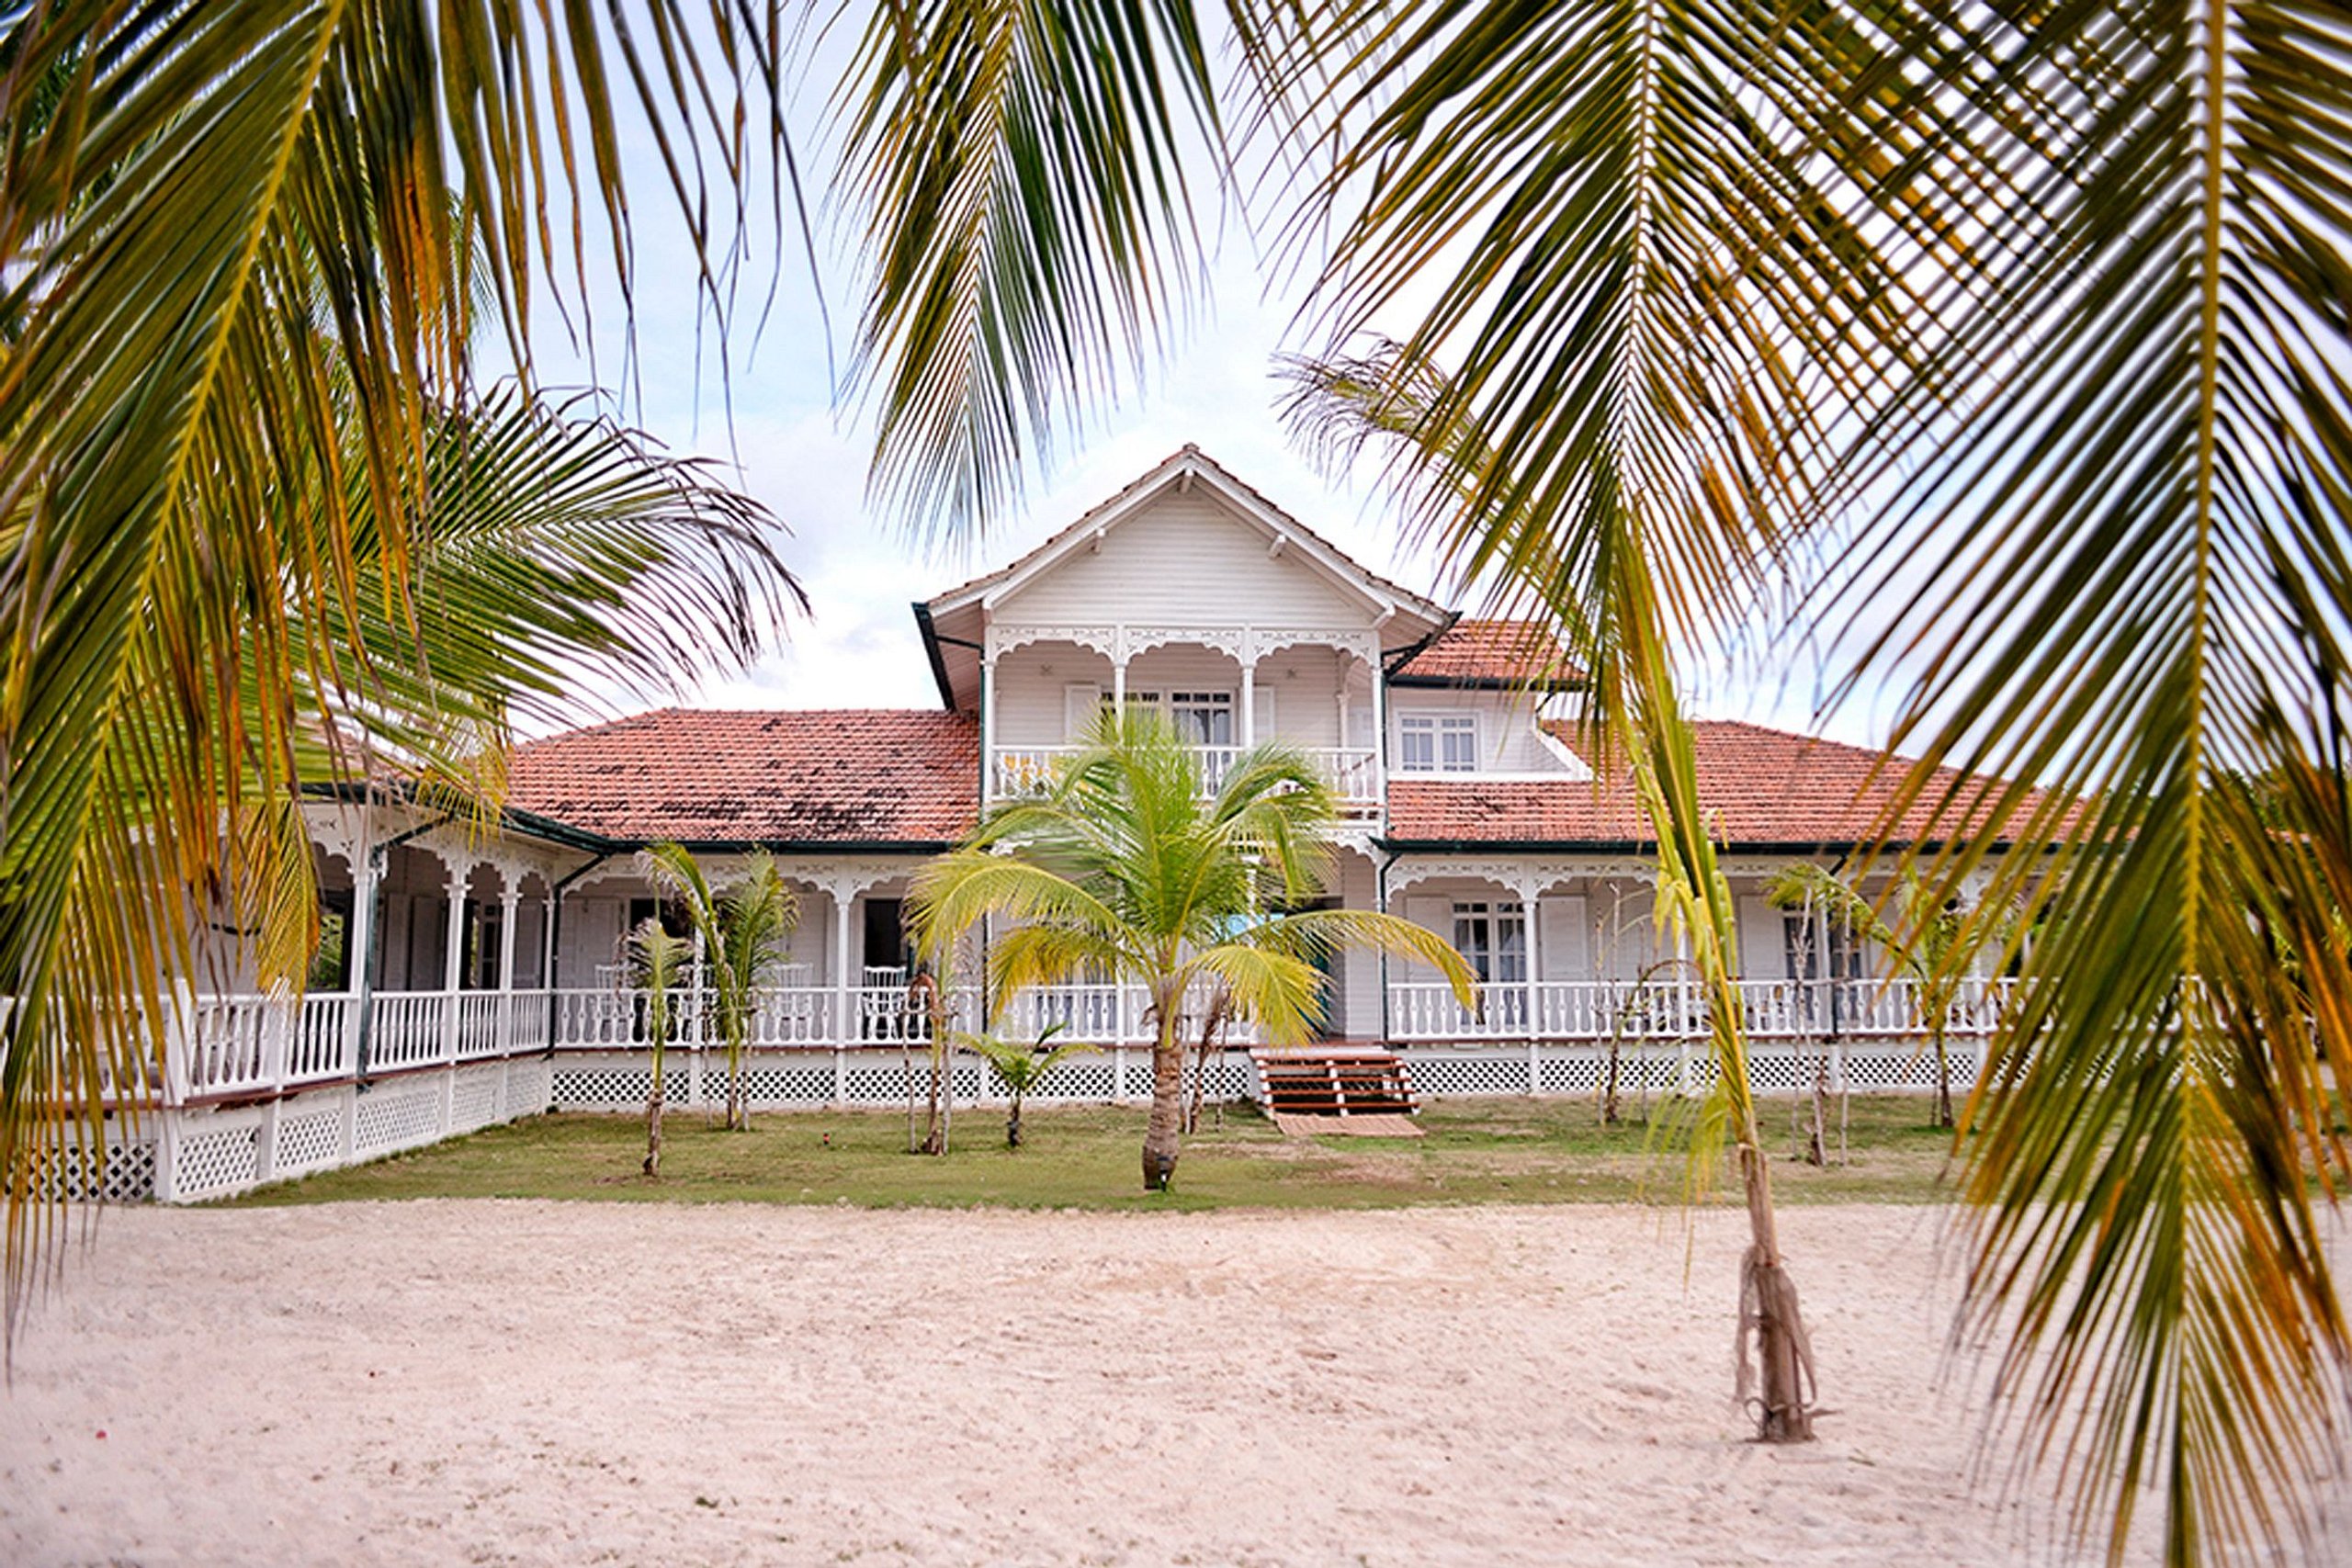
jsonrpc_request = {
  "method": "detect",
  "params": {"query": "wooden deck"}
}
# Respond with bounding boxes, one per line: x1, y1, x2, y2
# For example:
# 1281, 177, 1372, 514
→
1251, 1047, 1421, 1136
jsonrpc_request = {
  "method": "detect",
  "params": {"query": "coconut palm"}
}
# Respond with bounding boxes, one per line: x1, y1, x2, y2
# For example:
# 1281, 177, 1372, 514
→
626, 918, 692, 1179
911, 710, 1475, 1190
0, 3, 797, 1333
645, 846, 797, 1134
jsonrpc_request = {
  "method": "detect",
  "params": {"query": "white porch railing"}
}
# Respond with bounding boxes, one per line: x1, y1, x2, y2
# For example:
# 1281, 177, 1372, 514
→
540, 977, 1267, 1054
165, 987, 560, 1102
990, 744, 1382, 811
142, 973, 2018, 1105
1386, 976, 2016, 1044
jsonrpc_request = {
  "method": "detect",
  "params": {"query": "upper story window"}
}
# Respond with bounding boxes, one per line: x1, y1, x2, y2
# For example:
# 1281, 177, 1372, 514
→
1167, 690, 1234, 747
1069, 686, 1237, 747
1398, 713, 1477, 773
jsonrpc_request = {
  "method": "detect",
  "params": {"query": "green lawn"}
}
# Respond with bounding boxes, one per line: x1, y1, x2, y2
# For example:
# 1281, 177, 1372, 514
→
224, 1094, 1966, 1210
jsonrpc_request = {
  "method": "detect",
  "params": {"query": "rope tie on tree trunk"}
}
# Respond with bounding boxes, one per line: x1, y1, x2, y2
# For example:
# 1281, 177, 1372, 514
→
1736, 1243, 1818, 1442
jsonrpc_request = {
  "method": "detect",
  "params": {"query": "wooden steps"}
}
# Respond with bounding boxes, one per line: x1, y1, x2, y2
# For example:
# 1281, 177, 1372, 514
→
1251, 1048, 1419, 1136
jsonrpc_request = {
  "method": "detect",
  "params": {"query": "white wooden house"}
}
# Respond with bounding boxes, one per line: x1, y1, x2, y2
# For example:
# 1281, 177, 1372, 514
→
122, 446, 2015, 1201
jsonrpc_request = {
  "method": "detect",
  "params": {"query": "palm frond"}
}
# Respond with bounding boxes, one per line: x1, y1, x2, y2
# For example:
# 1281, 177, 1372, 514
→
1822, 3, 2352, 1558
837, 0, 1225, 537
0, 0, 795, 1333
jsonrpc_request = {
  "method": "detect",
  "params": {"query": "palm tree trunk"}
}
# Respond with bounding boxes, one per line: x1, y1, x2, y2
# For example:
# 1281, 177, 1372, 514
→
1142, 1002, 1182, 1190
726, 1039, 747, 1132
1931, 1021, 1953, 1130
1737, 1137, 1815, 1441
644, 1082, 665, 1177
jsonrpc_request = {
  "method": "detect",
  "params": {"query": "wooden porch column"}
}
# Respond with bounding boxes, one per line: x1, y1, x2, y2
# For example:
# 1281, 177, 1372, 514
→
1239, 660, 1256, 749
1523, 888, 1544, 1037
345, 846, 380, 1077
832, 886, 857, 1049
1111, 654, 1127, 715
496, 890, 520, 1052
979, 653, 999, 803
441, 876, 467, 1063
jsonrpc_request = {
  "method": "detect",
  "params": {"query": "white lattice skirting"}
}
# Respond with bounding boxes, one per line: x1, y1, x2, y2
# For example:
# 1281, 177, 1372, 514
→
51, 1040, 1976, 1205
546, 1048, 1256, 1111
542, 1041, 1978, 1113
142, 1056, 555, 1204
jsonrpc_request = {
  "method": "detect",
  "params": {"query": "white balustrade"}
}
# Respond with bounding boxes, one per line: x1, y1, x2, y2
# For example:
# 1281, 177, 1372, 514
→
992, 747, 1076, 796
1389, 981, 1533, 1041
128, 973, 2026, 1108
992, 744, 1382, 807
368, 991, 447, 1071
185, 994, 276, 1097
747, 986, 835, 1046
1302, 747, 1381, 807
999, 983, 1126, 1045
290, 994, 356, 1084
1395, 976, 2016, 1045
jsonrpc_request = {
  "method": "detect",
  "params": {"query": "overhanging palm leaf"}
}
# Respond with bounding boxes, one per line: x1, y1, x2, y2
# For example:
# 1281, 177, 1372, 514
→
0, 2, 795, 1334
1835, 6, 2352, 1559
837, 0, 1226, 536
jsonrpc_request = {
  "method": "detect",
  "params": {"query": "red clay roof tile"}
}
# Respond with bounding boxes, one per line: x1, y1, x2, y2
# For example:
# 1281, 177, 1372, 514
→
1392, 620, 1585, 687
1385, 720, 2032, 847
508, 709, 979, 846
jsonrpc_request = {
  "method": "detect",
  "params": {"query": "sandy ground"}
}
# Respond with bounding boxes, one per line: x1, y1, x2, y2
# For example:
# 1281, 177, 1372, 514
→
0, 1201, 2204, 1566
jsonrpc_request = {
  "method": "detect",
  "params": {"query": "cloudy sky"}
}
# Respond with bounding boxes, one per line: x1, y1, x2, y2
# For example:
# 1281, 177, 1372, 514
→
510, 36, 1892, 750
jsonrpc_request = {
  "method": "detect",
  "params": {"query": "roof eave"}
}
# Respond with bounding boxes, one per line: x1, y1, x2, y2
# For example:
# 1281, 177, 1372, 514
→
1377, 835, 2023, 856
1387, 674, 1589, 693
911, 599, 959, 709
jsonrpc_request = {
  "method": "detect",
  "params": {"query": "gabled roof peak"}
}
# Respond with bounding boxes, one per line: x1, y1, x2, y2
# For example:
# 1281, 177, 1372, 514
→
922, 446, 1451, 621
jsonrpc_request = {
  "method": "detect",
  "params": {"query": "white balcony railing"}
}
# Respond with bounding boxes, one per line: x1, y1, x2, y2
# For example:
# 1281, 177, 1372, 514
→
991, 744, 1381, 811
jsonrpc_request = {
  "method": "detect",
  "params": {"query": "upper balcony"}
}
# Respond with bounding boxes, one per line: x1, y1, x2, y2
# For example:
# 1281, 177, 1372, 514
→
978, 623, 1387, 818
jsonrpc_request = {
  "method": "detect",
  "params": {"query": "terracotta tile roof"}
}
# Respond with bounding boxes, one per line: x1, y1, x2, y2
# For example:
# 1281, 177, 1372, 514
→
1391, 620, 1585, 688
1386, 720, 2035, 848
509, 709, 979, 846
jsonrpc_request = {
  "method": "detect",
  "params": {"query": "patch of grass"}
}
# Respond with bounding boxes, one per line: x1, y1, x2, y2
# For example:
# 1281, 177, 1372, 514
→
223, 1094, 1965, 1210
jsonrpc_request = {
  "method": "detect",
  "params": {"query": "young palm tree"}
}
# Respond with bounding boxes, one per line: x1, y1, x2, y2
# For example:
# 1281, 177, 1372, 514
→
1767, 864, 2008, 1133
964, 1024, 1096, 1149
645, 846, 797, 1134
627, 918, 692, 1179
911, 711, 1475, 1191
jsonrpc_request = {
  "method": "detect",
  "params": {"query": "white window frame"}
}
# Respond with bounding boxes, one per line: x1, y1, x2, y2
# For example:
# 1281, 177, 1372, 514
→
1398, 711, 1479, 773
1166, 689, 1236, 746
1452, 900, 1528, 985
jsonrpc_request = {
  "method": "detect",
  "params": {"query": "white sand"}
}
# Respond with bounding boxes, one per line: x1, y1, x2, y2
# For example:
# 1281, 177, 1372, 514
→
0, 1202, 2162, 1565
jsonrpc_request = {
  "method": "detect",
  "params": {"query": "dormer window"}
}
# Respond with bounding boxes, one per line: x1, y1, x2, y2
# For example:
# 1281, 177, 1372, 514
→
1399, 713, 1477, 773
